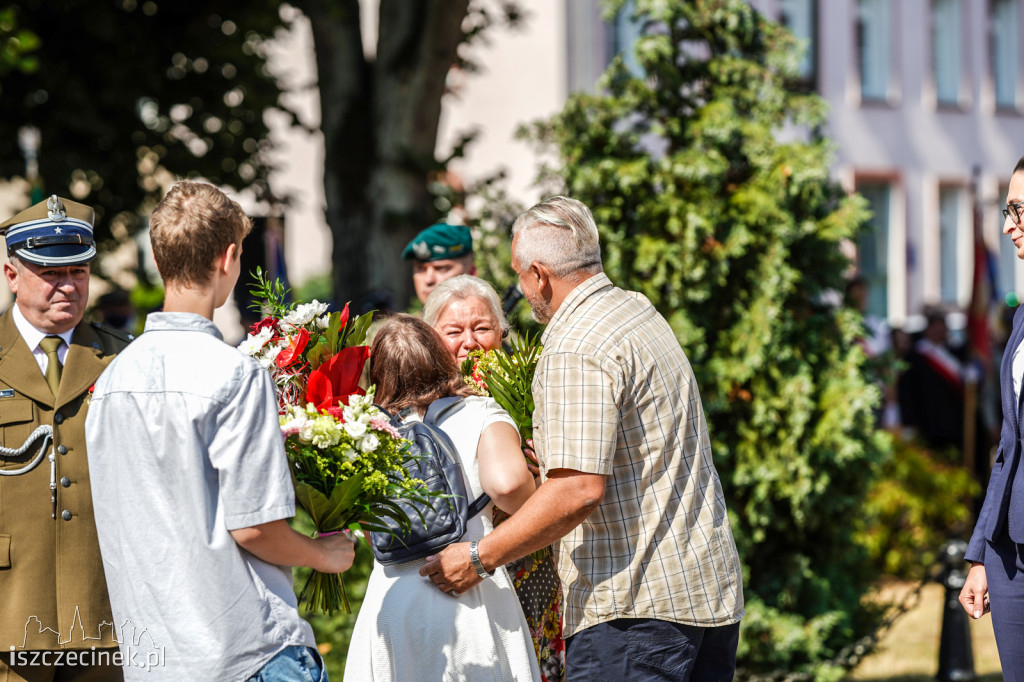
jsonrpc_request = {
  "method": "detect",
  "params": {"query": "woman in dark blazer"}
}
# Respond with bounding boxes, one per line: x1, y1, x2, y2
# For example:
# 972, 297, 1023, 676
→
960, 154, 1024, 679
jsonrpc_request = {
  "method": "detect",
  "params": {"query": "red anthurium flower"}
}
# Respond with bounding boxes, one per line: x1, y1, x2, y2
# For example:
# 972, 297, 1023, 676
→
305, 345, 370, 411
276, 328, 310, 368
337, 302, 350, 330
250, 317, 277, 334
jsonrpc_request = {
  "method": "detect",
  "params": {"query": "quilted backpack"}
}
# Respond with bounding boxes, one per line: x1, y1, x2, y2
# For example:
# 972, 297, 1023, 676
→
368, 396, 490, 564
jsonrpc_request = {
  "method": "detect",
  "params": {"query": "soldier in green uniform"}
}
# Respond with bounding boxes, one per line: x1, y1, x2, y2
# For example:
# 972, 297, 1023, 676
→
0, 196, 130, 681
402, 223, 476, 304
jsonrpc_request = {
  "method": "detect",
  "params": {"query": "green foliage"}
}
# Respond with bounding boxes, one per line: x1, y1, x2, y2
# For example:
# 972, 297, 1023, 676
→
461, 333, 542, 441
0, 7, 38, 76
856, 437, 979, 579
521, 0, 886, 675
294, 273, 334, 308
0, 1, 286, 242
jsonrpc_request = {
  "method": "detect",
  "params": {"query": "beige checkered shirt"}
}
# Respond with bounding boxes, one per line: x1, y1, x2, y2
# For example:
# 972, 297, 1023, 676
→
534, 273, 744, 637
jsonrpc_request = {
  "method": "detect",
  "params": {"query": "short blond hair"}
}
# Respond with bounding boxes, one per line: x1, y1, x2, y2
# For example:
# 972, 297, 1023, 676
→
149, 181, 252, 286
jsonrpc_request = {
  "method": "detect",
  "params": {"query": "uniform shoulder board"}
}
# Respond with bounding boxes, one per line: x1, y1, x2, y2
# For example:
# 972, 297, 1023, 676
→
90, 322, 135, 347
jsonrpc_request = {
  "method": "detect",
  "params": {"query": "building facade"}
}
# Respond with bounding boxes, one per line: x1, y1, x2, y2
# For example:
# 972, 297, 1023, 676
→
444, 0, 1024, 330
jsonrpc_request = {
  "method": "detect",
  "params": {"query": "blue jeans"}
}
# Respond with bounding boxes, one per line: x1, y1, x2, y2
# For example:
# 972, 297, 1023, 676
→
565, 618, 740, 681
247, 646, 327, 682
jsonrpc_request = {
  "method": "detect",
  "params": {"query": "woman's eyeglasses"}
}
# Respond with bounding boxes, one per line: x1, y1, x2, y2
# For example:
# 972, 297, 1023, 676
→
1004, 202, 1024, 226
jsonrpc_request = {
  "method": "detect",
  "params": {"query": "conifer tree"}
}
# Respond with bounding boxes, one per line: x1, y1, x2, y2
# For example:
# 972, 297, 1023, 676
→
523, 0, 886, 675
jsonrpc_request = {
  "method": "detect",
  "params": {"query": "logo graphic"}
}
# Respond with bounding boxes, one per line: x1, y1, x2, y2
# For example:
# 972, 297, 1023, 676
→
10, 607, 165, 671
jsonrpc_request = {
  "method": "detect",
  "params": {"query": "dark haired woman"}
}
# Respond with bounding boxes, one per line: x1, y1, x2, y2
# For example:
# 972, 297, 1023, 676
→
345, 315, 540, 681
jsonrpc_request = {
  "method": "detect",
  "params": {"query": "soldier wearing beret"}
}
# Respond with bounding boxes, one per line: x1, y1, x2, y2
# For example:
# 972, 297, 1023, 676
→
402, 223, 477, 304
0, 195, 129, 681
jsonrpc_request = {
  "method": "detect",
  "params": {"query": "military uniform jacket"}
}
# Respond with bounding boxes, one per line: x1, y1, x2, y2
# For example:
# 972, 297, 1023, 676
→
0, 308, 129, 651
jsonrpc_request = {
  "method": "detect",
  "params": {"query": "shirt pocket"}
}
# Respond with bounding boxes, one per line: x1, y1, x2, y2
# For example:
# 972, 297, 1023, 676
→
0, 398, 44, 472
0, 533, 9, 569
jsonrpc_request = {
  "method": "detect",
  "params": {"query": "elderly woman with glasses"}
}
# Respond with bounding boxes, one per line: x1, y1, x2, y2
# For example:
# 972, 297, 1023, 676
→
425, 274, 567, 682
961, 153, 1024, 677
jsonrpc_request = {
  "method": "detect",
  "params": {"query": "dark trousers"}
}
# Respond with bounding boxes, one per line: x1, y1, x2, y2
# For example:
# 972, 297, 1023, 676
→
564, 618, 740, 682
988, 533, 1024, 681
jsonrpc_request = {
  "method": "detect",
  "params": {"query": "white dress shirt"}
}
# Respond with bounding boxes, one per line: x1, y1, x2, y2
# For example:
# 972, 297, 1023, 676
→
11, 303, 73, 375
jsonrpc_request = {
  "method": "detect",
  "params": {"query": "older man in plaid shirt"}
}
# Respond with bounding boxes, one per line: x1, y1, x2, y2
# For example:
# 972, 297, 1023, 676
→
422, 196, 744, 680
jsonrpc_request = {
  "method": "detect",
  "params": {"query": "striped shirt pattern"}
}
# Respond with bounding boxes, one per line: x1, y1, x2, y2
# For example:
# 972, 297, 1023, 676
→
534, 272, 744, 637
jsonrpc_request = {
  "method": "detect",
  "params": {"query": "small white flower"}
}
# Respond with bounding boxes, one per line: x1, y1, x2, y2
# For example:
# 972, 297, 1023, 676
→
238, 327, 274, 356
280, 413, 309, 437
258, 345, 282, 369
283, 301, 331, 327
359, 433, 380, 453
344, 420, 368, 439
316, 314, 331, 329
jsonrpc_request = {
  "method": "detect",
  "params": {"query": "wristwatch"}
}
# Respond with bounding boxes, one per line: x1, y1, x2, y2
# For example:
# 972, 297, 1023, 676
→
469, 541, 494, 579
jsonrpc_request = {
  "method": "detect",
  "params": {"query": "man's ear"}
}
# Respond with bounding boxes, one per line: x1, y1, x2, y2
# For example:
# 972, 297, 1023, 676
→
218, 242, 238, 274
533, 262, 554, 296
3, 261, 19, 294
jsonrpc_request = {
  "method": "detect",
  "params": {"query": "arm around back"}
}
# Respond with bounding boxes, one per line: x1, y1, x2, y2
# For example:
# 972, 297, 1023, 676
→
476, 420, 536, 513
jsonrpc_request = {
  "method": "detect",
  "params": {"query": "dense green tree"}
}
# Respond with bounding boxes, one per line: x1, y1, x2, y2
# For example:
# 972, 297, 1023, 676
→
521, 0, 886, 676
0, 0, 284, 251
0, 1, 521, 309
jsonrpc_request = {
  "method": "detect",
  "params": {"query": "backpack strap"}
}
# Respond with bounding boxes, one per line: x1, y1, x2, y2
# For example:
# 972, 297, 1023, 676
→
424, 396, 490, 517
423, 396, 464, 426
467, 492, 491, 519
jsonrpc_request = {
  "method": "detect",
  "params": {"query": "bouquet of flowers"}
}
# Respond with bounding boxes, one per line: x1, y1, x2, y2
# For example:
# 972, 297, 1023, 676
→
460, 331, 542, 442
241, 270, 433, 614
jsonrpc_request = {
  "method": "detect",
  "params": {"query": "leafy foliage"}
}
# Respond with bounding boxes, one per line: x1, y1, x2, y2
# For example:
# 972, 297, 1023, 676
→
460, 332, 541, 440
0, 0, 286, 243
521, 0, 886, 675
856, 436, 979, 579
0, 7, 38, 76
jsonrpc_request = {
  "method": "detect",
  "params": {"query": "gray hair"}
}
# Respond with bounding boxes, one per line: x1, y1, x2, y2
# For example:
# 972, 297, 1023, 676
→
422, 274, 509, 336
511, 196, 602, 279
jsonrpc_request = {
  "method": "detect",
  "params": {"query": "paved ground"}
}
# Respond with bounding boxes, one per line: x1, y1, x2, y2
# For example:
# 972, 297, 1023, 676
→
850, 581, 1001, 680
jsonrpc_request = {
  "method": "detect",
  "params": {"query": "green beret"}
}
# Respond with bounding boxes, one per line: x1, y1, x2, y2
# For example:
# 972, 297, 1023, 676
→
401, 223, 473, 262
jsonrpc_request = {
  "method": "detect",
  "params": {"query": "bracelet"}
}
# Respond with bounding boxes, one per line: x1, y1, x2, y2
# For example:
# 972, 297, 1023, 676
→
469, 540, 494, 579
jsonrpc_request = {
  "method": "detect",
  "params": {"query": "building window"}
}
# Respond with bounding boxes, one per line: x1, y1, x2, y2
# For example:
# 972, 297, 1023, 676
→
938, 186, 966, 304
992, 0, 1019, 109
780, 0, 816, 86
857, 182, 891, 318
932, 0, 962, 105
857, 0, 891, 101
611, 0, 643, 77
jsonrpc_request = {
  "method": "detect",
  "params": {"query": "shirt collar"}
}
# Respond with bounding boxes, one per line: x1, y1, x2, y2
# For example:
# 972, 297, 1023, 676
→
11, 302, 75, 351
541, 272, 614, 345
143, 312, 224, 341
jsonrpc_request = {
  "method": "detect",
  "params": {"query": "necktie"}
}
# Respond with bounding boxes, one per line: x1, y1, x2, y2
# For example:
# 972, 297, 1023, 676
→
40, 336, 63, 396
